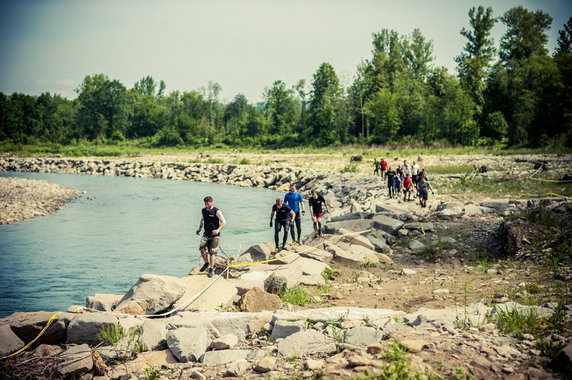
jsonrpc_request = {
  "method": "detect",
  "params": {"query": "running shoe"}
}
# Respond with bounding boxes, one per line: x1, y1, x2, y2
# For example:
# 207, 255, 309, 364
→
208, 268, 214, 278
199, 263, 209, 272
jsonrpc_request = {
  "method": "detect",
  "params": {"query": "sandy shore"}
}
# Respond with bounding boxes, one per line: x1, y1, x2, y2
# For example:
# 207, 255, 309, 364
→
0, 177, 81, 224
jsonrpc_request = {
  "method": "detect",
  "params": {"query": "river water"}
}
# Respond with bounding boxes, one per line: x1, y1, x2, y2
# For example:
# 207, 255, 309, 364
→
0, 171, 310, 317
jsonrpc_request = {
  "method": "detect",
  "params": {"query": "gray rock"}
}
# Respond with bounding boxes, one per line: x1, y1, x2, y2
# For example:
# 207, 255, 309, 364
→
297, 245, 333, 264
551, 343, 572, 372
241, 287, 283, 312
139, 318, 169, 350
202, 349, 263, 365
365, 233, 390, 253
242, 244, 272, 262
375, 204, 408, 217
115, 274, 187, 315
270, 319, 307, 341
58, 344, 93, 377
210, 334, 239, 350
169, 311, 273, 341
167, 327, 210, 362
86, 294, 122, 312
343, 326, 382, 346
0, 311, 73, 345
225, 359, 250, 377
371, 215, 404, 234
277, 330, 336, 358
323, 219, 374, 234
404, 222, 435, 232
254, 356, 276, 373
67, 313, 142, 346
480, 199, 510, 210
0, 325, 24, 355
337, 228, 375, 250
408, 240, 426, 251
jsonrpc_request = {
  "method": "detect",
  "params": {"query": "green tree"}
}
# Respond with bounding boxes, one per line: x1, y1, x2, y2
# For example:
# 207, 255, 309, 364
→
455, 6, 496, 113
500, 6, 553, 63
263, 80, 297, 136
307, 63, 342, 145
76, 74, 129, 140
365, 88, 400, 142
554, 18, 572, 145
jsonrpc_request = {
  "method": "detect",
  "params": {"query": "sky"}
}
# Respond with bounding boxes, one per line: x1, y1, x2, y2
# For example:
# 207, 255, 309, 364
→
0, 0, 570, 103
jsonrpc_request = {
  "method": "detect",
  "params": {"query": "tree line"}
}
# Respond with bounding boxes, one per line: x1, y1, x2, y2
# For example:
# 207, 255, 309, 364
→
1, 6, 571, 149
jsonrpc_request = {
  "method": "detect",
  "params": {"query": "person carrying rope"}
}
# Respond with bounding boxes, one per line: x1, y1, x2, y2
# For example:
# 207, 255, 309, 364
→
196, 196, 226, 277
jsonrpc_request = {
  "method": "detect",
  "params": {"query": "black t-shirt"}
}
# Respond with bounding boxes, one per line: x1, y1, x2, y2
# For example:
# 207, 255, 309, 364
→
272, 203, 292, 223
202, 207, 220, 236
386, 170, 396, 182
309, 195, 326, 215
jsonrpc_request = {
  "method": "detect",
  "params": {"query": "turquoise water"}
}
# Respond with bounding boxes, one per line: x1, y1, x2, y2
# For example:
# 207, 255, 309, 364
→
0, 171, 310, 317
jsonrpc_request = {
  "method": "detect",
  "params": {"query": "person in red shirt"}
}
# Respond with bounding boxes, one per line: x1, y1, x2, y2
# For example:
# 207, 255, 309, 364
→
402, 174, 413, 202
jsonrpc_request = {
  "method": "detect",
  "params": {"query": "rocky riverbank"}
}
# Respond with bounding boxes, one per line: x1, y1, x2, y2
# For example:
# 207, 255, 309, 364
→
0, 155, 571, 379
0, 177, 81, 224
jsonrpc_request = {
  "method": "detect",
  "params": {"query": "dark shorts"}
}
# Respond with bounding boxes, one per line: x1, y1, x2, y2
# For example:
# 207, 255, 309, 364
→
200, 236, 220, 253
412, 174, 418, 183
419, 191, 428, 200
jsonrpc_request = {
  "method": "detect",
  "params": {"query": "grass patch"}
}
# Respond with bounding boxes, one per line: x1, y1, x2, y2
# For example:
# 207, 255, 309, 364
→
279, 286, 312, 306
321, 267, 340, 281
96, 324, 147, 363
340, 163, 359, 173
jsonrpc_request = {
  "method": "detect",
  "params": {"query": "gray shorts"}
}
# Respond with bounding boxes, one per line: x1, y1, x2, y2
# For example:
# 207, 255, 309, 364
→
200, 236, 220, 254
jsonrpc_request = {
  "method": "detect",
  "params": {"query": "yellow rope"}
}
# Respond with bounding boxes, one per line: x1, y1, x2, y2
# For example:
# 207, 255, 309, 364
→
3, 312, 62, 359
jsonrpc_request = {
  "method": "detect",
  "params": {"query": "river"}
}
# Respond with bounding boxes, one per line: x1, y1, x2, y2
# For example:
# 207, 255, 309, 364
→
0, 171, 311, 317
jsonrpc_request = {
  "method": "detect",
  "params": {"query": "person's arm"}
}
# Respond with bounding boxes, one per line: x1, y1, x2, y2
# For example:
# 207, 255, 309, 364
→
196, 216, 204, 235
324, 199, 330, 213
300, 194, 305, 214
270, 208, 275, 227
309, 200, 314, 216
213, 210, 226, 235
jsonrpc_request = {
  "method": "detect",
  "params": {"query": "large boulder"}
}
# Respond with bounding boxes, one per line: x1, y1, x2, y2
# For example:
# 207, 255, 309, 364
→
66, 313, 142, 346
264, 257, 329, 293
241, 244, 272, 262
139, 318, 170, 350
240, 287, 283, 312
371, 215, 404, 234
365, 233, 391, 253
166, 327, 210, 362
86, 294, 122, 312
277, 330, 336, 358
375, 204, 408, 217
326, 243, 386, 268
115, 274, 188, 315
202, 349, 264, 365
0, 311, 74, 345
170, 311, 273, 341
171, 275, 238, 312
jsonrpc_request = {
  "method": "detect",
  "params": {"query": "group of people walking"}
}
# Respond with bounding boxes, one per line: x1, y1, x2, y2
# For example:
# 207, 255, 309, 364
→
374, 158, 433, 206
195, 184, 331, 276
195, 158, 434, 277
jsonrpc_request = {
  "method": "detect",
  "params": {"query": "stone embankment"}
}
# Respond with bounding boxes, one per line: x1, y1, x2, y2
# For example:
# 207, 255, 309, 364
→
1, 156, 571, 379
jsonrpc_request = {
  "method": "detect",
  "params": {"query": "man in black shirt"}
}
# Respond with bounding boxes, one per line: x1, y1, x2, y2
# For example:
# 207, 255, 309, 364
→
196, 196, 226, 277
386, 167, 396, 198
270, 198, 296, 252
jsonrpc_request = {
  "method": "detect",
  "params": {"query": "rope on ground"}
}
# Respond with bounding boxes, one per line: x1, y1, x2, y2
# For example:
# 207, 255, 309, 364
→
1, 312, 62, 360
529, 177, 572, 183
227, 228, 373, 268
150, 267, 229, 318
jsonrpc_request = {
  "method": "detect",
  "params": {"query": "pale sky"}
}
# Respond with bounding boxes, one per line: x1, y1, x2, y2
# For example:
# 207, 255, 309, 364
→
0, 0, 570, 103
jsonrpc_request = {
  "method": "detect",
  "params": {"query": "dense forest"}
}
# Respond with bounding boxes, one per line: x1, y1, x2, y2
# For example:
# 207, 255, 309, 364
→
1, 6, 571, 149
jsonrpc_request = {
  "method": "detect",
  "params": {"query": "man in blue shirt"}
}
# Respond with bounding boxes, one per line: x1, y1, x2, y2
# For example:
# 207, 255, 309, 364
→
284, 183, 305, 244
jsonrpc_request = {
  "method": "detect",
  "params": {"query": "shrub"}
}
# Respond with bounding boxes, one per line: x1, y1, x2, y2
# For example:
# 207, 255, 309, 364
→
279, 286, 312, 306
